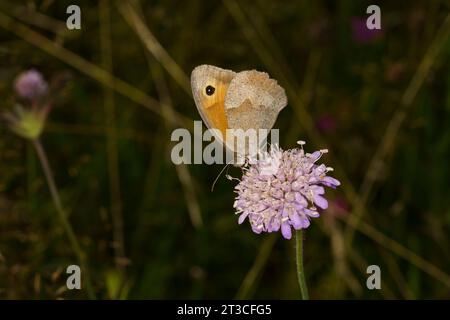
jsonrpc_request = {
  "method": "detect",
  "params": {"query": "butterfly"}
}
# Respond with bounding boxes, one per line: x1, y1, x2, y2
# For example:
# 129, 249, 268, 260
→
190, 65, 287, 162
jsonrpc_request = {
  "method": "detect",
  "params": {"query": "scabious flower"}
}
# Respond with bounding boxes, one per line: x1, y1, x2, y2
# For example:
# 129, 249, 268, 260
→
3, 69, 51, 140
14, 69, 48, 101
233, 142, 340, 239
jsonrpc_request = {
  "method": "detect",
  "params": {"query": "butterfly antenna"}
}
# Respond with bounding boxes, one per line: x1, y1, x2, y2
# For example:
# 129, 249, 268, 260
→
211, 160, 235, 192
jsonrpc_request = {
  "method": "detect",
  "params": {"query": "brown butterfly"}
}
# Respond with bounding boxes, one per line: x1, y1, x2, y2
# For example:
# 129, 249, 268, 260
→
191, 65, 287, 161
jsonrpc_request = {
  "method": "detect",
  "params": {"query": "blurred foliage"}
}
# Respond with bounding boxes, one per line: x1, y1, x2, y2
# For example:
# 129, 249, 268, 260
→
0, 0, 449, 299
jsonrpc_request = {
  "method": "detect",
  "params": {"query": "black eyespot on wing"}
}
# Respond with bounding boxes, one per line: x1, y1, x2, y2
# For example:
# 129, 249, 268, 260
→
205, 85, 215, 96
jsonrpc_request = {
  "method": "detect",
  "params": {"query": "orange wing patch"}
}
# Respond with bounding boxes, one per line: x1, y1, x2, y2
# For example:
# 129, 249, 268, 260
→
198, 82, 229, 138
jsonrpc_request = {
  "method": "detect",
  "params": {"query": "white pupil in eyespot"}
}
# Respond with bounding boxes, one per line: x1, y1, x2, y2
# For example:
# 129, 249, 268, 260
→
205, 85, 215, 96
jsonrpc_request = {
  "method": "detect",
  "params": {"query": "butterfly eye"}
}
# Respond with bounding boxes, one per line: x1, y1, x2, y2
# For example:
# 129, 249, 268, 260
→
205, 85, 215, 96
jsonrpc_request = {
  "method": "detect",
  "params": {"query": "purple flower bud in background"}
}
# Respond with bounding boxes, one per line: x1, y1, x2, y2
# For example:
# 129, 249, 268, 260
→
233, 142, 340, 240
329, 197, 350, 217
351, 17, 382, 44
315, 115, 337, 134
14, 69, 48, 101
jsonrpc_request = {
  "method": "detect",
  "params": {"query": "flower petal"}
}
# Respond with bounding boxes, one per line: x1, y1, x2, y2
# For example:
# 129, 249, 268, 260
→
314, 194, 328, 209
295, 193, 308, 207
305, 208, 320, 218
290, 214, 302, 229
281, 222, 292, 239
270, 219, 281, 232
301, 217, 310, 229
252, 225, 263, 234
311, 185, 325, 195
310, 151, 322, 161
321, 176, 341, 187
238, 212, 248, 224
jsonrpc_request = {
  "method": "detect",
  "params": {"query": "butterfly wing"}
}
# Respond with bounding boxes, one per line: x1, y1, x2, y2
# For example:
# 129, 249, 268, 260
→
224, 70, 287, 157
191, 65, 236, 145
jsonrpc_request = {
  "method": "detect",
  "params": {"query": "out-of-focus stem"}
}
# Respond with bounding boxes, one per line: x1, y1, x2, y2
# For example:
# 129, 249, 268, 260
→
32, 139, 95, 299
235, 234, 277, 299
100, 0, 126, 271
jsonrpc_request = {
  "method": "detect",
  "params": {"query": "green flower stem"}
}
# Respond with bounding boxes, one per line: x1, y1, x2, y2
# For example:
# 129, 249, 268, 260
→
32, 139, 95, 299
295, 229, 309, 300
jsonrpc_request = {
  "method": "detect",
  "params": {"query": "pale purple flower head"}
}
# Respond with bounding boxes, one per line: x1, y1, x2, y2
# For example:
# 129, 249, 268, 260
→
14, 69, 48, 101
233, 142, 340, 239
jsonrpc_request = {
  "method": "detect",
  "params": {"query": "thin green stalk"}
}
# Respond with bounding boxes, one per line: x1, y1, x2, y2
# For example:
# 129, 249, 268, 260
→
117, 0, 191, 94
100, 0, 126, 271
295, 229, 309, 300
32, 139, 96, 299
235, 234, 277, 299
